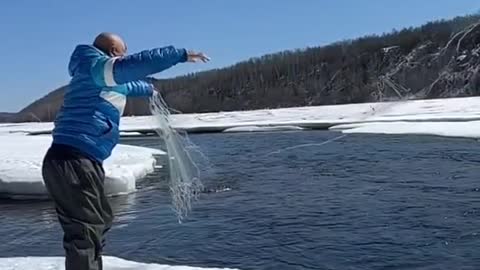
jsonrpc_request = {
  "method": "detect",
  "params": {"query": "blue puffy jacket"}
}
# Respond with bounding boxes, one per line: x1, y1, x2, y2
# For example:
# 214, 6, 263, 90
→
52, 44, 187, 163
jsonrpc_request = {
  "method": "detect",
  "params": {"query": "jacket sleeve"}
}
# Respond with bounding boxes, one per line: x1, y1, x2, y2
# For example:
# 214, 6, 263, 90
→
125, 80, 155, 97
91, 46, 187, 87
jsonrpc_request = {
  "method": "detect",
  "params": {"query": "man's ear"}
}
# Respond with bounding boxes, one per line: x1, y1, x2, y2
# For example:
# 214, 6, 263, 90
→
111, 46, 126, 57
109, 47, 117, 57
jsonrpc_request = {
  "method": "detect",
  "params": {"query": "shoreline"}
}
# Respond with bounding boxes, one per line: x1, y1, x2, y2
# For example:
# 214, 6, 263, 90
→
0, 96, 478, 138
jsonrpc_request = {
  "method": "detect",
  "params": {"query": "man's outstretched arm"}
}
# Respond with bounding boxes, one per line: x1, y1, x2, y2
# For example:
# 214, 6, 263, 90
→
113, 46, 187, 85
91, 46, 209, 87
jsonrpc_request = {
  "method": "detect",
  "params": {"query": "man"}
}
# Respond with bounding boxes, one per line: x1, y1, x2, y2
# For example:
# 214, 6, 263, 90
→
41, 32, 209, 270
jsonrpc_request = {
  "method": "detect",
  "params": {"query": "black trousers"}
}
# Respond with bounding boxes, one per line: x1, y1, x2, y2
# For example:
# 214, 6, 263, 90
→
42, 143, 113, 270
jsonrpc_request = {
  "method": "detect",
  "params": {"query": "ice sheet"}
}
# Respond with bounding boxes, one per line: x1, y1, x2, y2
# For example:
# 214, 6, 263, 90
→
222, 125, 304, 133
0, 135, 164, 198
1, 96, 480, 137
0, 256, 238, 270
330, 121, 480, 138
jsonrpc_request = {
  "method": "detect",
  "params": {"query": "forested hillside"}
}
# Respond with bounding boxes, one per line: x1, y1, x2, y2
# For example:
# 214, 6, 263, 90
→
3, 13, 480, 122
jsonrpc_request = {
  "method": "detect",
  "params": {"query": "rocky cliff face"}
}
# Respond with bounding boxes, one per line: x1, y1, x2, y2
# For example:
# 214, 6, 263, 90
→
2, 15, 479, 123
378, 22, 480, 100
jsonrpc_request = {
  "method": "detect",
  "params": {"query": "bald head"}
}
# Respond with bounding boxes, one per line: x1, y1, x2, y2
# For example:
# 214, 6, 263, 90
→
93, 32, 127, 57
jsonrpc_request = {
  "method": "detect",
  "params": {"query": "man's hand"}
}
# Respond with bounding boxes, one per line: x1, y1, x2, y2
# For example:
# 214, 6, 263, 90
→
187, 50, 210, 63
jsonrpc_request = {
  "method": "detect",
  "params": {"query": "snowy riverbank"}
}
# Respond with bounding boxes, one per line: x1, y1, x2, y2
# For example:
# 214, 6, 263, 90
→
1, 96, 480, 137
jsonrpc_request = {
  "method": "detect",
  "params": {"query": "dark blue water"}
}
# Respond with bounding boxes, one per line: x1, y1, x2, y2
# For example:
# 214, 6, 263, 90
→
1, 131, 480, 270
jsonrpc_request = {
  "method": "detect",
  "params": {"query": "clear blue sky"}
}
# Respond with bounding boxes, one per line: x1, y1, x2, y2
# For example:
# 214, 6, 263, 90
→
0, 0, 478, 112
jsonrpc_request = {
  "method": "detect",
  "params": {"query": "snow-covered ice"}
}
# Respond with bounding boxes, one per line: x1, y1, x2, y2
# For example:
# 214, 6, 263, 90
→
222, 125, 304, 133
170, 96, 480, 137
2, 96, 480, 136
330, 121, 480, 138
0, 135, 164, 199
0, 256, 238, 270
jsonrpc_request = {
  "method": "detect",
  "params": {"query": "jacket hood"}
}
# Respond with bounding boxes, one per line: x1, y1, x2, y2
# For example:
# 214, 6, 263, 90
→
68, 45, 106, 76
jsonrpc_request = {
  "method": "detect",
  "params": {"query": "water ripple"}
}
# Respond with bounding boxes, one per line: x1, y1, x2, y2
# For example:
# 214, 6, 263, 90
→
1, 132, 480, 269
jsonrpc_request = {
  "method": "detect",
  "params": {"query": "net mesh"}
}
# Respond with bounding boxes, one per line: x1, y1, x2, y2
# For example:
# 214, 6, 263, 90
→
149, 91, 205, 222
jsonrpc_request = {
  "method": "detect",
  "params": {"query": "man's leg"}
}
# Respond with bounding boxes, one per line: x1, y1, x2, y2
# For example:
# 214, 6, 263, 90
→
42, 145, 113, 270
